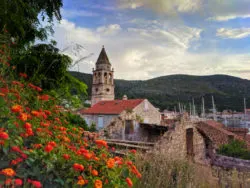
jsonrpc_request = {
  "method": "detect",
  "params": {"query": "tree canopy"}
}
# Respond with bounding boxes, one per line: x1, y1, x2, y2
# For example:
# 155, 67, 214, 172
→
0, 0, 62, 46
11, 44, 88, 109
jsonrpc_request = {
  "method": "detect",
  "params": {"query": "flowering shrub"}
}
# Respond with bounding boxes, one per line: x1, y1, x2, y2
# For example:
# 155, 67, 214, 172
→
0, 34, 140, 187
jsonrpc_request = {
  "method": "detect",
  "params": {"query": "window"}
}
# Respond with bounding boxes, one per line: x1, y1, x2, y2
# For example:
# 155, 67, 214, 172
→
95, 88, 98, 92
106, 88, 110, 92
85, 117, 90, 126
98, 116, 104, 129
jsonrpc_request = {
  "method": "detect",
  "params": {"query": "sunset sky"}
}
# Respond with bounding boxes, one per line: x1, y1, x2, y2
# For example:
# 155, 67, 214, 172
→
51, 0, 250, 80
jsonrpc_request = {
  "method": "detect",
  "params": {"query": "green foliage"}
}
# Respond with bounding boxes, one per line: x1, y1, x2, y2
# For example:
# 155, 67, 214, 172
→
12, 44, 72, 89
0, 0, 62, 46
89, 123, 97, 132
65, 112, 88, 130
218, 140, 250, 160
70, 71, 250, 111
11, 44, 88, 108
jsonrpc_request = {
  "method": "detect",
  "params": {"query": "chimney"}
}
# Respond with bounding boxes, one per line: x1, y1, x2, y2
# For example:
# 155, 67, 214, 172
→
122, 95, 128, 100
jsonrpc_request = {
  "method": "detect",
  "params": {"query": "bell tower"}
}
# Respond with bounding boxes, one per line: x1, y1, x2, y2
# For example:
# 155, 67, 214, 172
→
91, 46, 114, 106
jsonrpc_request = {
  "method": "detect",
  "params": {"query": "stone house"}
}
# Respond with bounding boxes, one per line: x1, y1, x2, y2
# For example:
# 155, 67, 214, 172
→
154, 114, 250, 165
80, 97, 161, 134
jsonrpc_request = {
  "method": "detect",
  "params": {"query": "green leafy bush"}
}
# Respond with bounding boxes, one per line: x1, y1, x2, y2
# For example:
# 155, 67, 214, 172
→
218, 140, 250, 160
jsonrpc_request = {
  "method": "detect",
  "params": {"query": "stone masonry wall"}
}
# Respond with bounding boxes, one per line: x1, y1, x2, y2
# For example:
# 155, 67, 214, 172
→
133, 99, 161, 125
153, 119, 208, 164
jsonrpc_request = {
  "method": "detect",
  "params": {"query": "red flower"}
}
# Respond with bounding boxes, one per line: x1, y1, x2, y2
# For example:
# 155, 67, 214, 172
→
48, 141, 56, 147
5, 179, 12, 185
28, 180, 42, 188
73, 163, 84, 171
0, 132, 9, 140
44, 144, 53, 153
63, 154, 70, 160
130, 149, 136, 154
126, 178, 133, 187
38, 95, 50, 101
24, 122, 32, 129
19, 73, 28, 78
14, 179, 23, 186
11, 146, 22, 153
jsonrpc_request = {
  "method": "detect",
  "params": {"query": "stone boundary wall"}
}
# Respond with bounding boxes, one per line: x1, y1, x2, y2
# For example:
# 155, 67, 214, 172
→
212, 154, 250, 171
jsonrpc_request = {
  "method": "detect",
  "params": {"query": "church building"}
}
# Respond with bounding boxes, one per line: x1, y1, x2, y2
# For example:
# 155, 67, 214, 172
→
79, 46, 161, 135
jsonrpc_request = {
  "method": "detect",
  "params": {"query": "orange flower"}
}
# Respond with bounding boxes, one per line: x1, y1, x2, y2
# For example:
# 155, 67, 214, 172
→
94, 180, 102, 188
31, 110, 40, 117
106, 158, 115, 168
11, 105, 23, 113
77, 179, 86, 186
92, 169, 98, 176
0, 92, 5, 97
1, 168, 16, 177
95, 140, 108, 147
0, 132, 9, 140
126, 178, 133, 187
19, 113, 28, 121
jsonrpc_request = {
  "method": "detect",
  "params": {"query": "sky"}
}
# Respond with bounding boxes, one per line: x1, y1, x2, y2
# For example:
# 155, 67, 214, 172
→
51, 0, 250, 80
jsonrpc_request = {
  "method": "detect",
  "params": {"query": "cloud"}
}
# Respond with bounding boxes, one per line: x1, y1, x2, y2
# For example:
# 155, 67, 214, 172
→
55, 19, 100, 45
97, 24, 121, 36
216, 28, 250, 39
117, 0, 202, 14
61, 9, 99, 18
116, 0, 250, 23
53, 19, 250, 81
208, 14, 250, 21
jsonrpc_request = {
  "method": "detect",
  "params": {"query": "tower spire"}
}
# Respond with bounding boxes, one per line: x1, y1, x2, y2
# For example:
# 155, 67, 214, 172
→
91, 46, 114, 106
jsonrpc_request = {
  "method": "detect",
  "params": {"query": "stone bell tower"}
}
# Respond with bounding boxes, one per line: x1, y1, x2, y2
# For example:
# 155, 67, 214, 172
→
91, 46, 114, 106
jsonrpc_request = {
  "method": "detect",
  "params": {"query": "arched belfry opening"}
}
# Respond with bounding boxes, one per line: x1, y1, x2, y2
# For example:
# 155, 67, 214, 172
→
91, 46, 114, 106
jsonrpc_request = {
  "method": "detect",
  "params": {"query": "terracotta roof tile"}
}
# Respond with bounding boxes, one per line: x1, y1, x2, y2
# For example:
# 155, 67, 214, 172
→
80, 99, 144, 115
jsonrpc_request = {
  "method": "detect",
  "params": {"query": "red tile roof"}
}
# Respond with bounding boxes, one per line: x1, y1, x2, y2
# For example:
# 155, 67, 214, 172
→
205, 120, 225, 128
80, 99, 144, 115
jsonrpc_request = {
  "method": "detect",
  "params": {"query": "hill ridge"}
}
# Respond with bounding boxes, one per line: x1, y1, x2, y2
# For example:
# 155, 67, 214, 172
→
69, 71, 250, 112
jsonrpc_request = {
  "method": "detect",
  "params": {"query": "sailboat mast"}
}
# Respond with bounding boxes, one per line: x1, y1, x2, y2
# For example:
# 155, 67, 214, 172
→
202, 97, 205, 118
189, 102, 192, 116
244, 98, 247, 118
212, 96, 217, 121
192, 98, 196, 116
